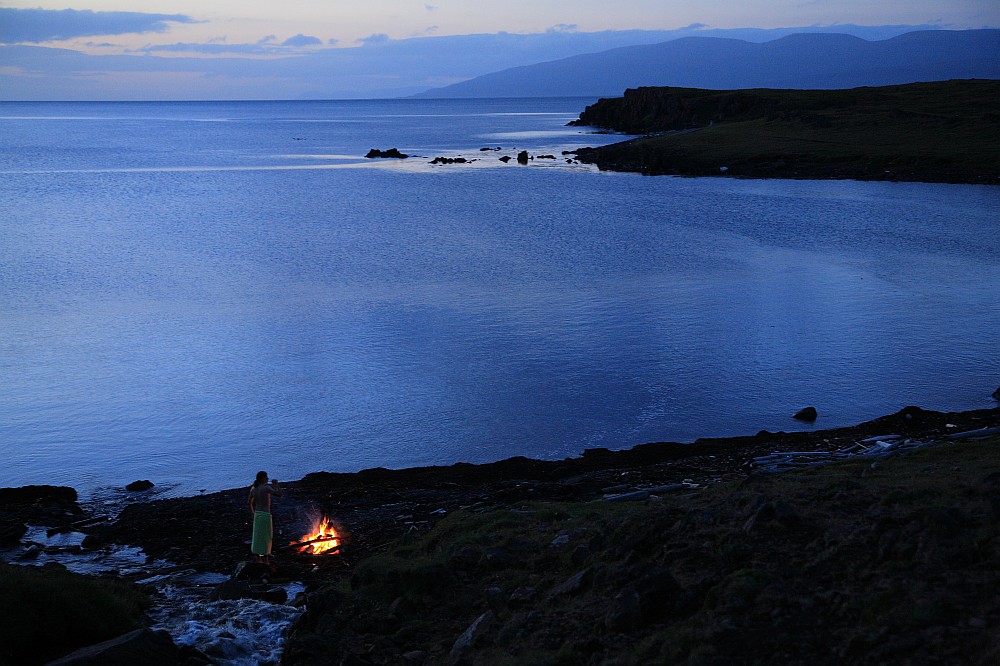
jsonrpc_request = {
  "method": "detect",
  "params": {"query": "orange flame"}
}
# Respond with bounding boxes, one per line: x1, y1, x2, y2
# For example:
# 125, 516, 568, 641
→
293, 517, 341, 555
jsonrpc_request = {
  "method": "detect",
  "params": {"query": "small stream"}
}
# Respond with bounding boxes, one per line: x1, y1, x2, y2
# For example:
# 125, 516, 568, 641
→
2, 493, 306, 665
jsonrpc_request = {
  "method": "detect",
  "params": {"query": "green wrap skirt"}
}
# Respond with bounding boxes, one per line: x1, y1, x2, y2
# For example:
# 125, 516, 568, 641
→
251, 510, 273, 556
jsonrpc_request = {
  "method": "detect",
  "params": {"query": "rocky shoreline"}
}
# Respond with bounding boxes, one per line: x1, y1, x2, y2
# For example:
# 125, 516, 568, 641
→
570, 81, 1000, 184
3, 403, 999, 664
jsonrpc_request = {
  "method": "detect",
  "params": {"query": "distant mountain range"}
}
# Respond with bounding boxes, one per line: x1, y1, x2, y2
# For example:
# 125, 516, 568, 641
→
413, 30, 1000, 98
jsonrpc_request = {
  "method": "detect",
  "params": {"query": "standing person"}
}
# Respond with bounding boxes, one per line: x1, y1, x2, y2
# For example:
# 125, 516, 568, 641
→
249, 470, 282, 564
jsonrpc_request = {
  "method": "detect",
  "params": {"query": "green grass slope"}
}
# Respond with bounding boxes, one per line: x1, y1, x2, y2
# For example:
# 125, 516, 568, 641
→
0, 564, 149, 666
286, 436, 1000, 665
574, 80, 1000, 183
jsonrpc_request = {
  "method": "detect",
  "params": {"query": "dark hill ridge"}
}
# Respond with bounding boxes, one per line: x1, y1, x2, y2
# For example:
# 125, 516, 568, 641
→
571, 80, 1000, 183
416, 29, 1000, 98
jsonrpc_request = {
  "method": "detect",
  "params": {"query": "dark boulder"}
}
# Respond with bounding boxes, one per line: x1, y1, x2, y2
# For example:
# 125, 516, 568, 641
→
0, 485, 77, 506
47, 628, 182, 666
365, 148, 409, 159
209, 579, 253, 601
743, 499, 804, 532
516, 150, 529, 164
430, 156, 467, 165
125, 480, 154, 492
449, 610, 494, 661
547, 567, 592, 600
0, 486, 82, 527
605, 587, 642, 630
0, 520, 27, 548
992, 387, 1000, 400
209, 578, 288, 604
498, 155, 512, 163
233, 560, 272, 581
793, 406, 818, 421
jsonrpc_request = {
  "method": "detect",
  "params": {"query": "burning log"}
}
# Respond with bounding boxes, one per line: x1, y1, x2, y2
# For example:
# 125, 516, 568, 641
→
288, 516, 342, 555
282, 535, 341, 553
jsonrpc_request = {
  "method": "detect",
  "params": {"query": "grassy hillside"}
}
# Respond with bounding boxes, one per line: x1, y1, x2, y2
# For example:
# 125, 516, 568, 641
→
285, 435, 1000, 664
573, 80, 1000, 183
0, 564, 149, 665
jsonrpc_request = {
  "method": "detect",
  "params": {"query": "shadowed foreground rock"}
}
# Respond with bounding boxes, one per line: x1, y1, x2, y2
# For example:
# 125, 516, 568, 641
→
46, 628, 201, 666
1, 485, 83, 548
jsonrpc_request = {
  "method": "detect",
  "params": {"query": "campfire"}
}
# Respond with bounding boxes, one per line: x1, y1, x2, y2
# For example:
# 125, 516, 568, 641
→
290, 517, 341, 555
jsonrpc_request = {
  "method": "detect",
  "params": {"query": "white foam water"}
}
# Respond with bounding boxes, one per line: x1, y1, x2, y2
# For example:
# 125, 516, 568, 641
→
2, 529, 305, 665
149, 582, 305, 665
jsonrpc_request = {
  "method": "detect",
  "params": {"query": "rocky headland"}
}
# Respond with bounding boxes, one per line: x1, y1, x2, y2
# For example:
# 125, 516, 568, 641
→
3, 404, 999, 664
570, 80, 1000, 184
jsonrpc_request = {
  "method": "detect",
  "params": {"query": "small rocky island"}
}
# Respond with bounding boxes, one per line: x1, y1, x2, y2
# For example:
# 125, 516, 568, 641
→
3, 404, 999, 664
571, 80, 1000, 184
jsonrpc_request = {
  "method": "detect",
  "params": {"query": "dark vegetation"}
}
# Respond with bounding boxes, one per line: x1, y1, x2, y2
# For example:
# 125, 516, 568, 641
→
284, 435, 1000, 664
6, 406, 998, 664
0, 563, 149, 666
572, 80, 1000, 183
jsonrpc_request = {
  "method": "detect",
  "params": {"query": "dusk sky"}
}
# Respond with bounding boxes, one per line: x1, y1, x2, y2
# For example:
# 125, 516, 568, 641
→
1, 1, 997, 99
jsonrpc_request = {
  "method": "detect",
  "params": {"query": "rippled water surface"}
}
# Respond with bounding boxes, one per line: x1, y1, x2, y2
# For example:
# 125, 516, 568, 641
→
1, 98, 998, 496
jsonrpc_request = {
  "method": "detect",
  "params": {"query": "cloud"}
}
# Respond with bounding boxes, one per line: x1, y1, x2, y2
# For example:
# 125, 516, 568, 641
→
138, 35, 325, 55
327, 38, 340, 46
138, 42, 275, 55
1, 24, 957, 101
281, 34, 322, 47
359, 33, 391, 46
547, 24, 578, 33
0, 8, 195, 44
425, 4, 438, 11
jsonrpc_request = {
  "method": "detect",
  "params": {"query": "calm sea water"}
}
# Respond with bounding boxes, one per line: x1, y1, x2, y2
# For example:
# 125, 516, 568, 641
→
1, 98, 998, 497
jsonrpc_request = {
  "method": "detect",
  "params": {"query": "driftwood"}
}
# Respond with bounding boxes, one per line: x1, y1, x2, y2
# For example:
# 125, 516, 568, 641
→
749, 435, 939, 473
46, 515, 108, 537
946, 426, 1000, 440
599, 483, 694, 502
752, 426, 999, 473
281, 535, 341, 552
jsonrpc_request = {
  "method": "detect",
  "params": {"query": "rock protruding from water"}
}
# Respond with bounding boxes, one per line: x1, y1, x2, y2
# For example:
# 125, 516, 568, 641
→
0, 485, 78, 505
516, 150, 529, 164
992, 386, 1000, 401
430, 156, 468, 164
0, 485, 83, 531
793, 406, 818, 421
125, 480, 154, 492
365, 148, 409, 159
209, 579, 288, 604
0, 521, 27, 547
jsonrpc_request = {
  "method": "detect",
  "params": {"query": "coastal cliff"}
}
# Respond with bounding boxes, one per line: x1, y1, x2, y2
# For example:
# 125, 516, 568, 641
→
571, 80, 1000, 183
